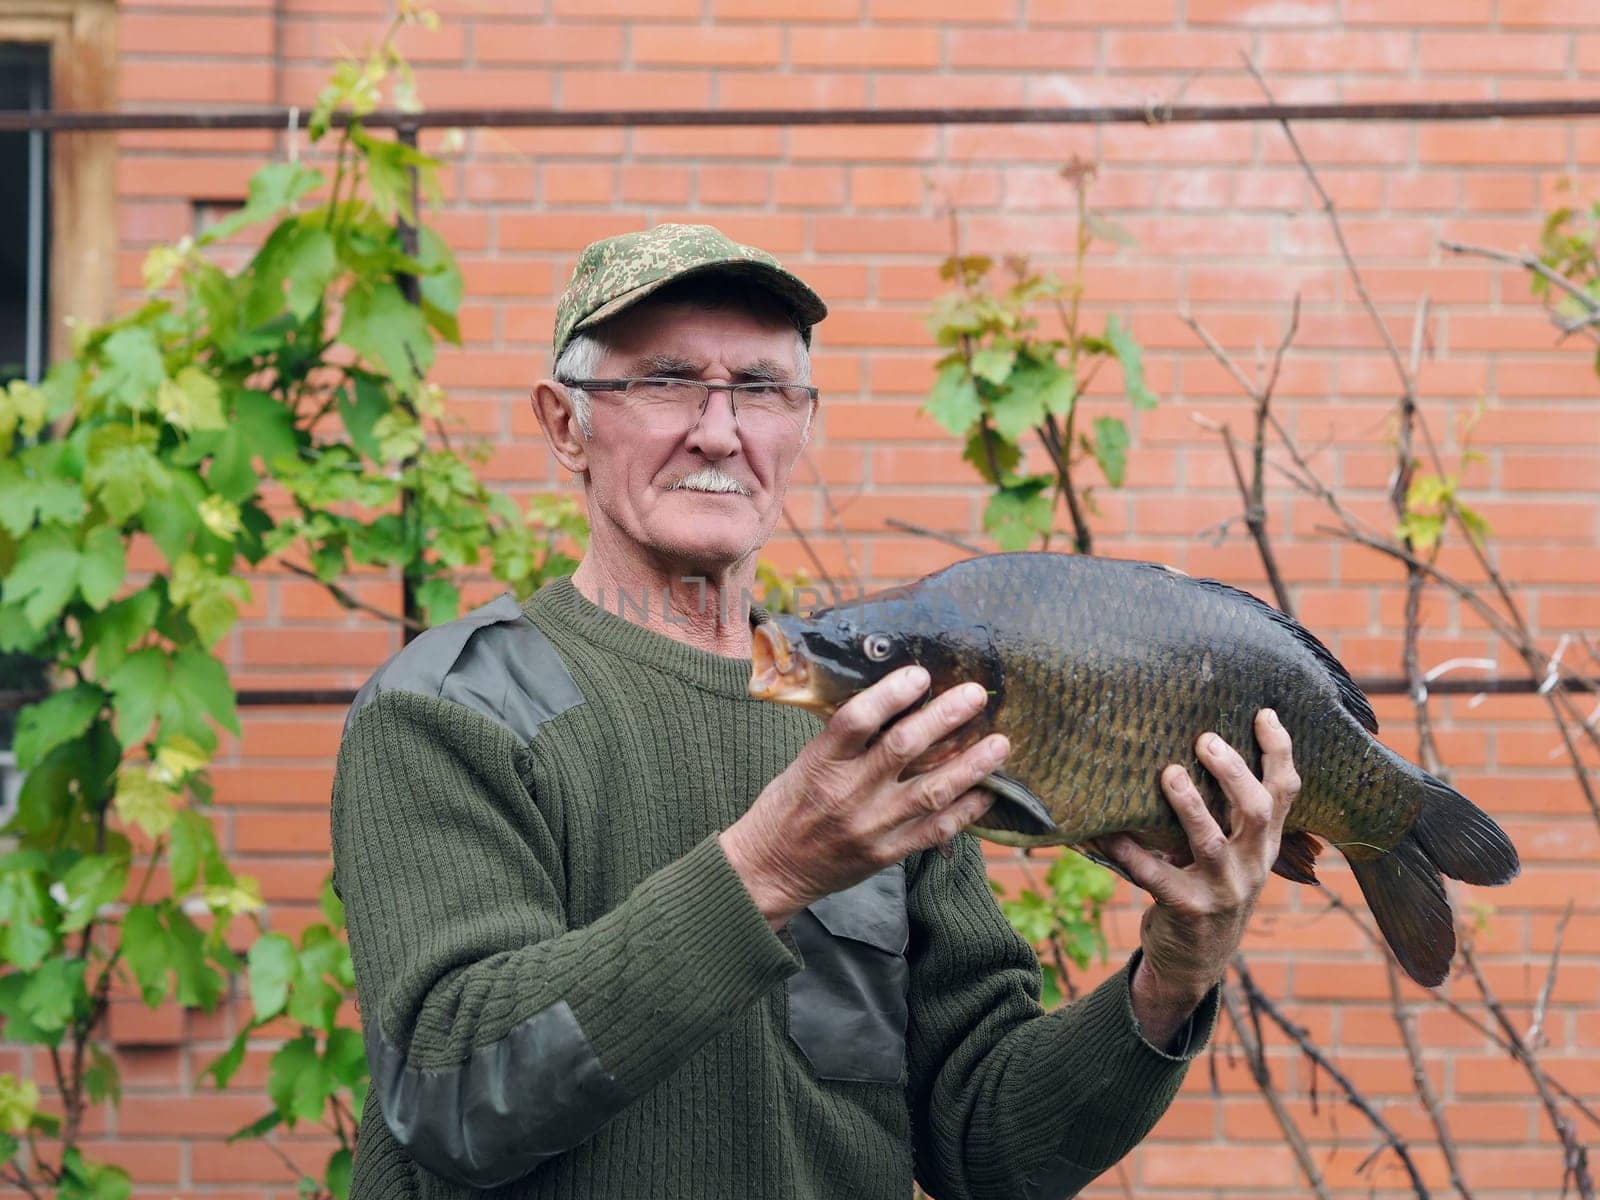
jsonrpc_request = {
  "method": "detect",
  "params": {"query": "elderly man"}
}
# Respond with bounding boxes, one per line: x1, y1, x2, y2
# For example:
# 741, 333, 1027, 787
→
332, 224, 1299, 1200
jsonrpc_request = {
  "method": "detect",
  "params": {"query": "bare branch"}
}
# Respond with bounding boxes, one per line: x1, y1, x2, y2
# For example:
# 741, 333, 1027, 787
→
1527, 901, 1575, 1050
883, 516, 984, 556
1233, 956, 1432, 1199
1384, 957, 1477, 1200
1221, 978, 1333, 1199
1460, 940, 1594, 1199
1441, 240, 1600, 345
280, 560, 422, 632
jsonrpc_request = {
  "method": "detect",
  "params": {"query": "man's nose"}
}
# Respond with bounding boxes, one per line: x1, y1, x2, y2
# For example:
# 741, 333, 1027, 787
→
685, 386, 741, 458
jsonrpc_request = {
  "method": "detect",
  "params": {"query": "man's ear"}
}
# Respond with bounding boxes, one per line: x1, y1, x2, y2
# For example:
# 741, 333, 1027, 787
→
531, 380, 588, 473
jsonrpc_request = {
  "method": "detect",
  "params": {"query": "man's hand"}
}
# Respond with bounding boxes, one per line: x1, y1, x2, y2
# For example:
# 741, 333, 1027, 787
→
1103, 708, 1300, 1052
722, 665, 1009, 930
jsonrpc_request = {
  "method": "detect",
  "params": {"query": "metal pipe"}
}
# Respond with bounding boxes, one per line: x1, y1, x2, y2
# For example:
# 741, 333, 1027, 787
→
4, 97, 1600, 134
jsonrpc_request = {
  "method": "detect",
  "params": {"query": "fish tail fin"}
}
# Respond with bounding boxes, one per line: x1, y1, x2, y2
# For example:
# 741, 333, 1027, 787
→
1411, 771, 1521, 886
1348, 835, 1455, 988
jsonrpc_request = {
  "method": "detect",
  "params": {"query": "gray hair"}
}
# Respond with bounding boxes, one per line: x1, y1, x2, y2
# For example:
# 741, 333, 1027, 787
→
552, 298, 813, 440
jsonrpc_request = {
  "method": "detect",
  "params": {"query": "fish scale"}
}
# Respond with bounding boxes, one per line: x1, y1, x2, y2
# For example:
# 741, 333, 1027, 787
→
748, 551, 1520, 987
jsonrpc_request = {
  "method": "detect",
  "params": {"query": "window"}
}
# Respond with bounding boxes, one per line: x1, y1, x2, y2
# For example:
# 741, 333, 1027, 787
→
0, 43, 51, 383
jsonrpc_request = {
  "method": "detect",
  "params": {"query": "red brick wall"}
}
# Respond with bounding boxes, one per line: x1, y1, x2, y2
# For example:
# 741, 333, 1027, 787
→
78, 1, 1600, 1195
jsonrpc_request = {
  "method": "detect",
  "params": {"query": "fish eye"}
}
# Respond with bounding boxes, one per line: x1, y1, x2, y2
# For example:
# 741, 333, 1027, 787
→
862, 633, 894, 662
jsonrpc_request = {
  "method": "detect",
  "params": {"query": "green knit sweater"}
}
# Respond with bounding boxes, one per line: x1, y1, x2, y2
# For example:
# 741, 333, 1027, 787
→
331, 577, 1214, 1200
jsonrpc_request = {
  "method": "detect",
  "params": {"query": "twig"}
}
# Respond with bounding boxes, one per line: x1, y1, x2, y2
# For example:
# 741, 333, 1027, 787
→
1233, 957, 1432, 1199
780, 507, 842, 603
1179, 297, 1300, 615
1384, 956, 1477, 1200
1527, 901, 1574, 1050
1441, 240, 1600, 345
883, 517, 984, 556
800, 448, 863, 598
280, 560, 422, 632
1220, 978, 1333, 1199
1314, 884, 1600, 1133
1460, 941, 1594, 1199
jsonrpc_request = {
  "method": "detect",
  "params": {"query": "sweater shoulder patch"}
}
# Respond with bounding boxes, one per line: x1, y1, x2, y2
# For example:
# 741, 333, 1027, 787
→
345, 592, 583, 743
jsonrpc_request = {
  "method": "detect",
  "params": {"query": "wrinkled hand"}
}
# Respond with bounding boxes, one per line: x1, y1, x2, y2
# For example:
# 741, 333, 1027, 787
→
721, 665, 1009, 930
1103, 708, 1299, 1050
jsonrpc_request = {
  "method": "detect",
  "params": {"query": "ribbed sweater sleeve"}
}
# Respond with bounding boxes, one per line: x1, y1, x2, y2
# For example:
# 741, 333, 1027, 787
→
330, 689, 799, 1187
904, 836, 1217, 1200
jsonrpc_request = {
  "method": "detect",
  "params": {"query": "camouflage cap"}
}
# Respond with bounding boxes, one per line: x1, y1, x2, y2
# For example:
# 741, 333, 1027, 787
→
551, 223, 829, 362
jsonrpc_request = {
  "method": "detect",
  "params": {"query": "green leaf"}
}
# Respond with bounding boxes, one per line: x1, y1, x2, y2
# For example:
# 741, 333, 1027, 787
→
227, 1110, 283, 1144
6, 526, 79, 629
165, 906, 225, 1010
201, 162, 323, 244
969, 346, 1017, 386
89, 327, 165, 414
12, 685, 106, 771
413, 577, 459, 626
77, 525, 126, 611
168, 810, 218, 896
1090, 415, 1131, 488
339, 282, 433, 394
113, 767, 179, 840
17, 957, 88, 1033
203, 1027, 252, 1090
324, 1026, 367, 1087
925, 361, 983, 435
0, 1075, 39, 1135
983, 479, 1055, 553
119, 904, 170, 1006
0, 870, 55, 969
80, 588, 161, 679
83, 423, 168, 525
83, 1044, 121, 1105
960, 426, 1021, 486
58, 854, 129, 934
248, 933, 297, 1022
417, 227, 464, 343
0, 444, 86, 536
172, 645, 240, 737
338, 376, 390, 460
268, 1032, 328, 1123
318, 877, 345, 928
1105, 315, 1159, 410
326, 1146, 354, 1200
157, 366, 226, 433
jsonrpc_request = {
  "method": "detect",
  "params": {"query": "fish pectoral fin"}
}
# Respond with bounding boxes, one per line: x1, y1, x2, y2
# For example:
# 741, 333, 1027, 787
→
972, 771, 1058, 837
1271, 830, 1324, 885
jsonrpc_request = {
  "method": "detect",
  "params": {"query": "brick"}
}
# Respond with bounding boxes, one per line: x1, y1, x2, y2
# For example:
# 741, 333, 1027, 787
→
947, 29, 1095, 70
1028, 0, 1176, 22
790, 27, 943, 69
713, 0, 860, 15
1418, 31, 1572, 74
631, 24, 783, 67
716, 72, 870, 108
120, 12, 276, 55
1345, 0, 1492, 23
1189, 0, 1336, 22
120, 61, 276, 105
562, 69, 712, 108
472, 21, 624, 64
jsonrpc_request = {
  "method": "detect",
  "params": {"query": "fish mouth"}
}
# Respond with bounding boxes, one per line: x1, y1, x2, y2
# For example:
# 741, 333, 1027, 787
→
749, 621, 829, 713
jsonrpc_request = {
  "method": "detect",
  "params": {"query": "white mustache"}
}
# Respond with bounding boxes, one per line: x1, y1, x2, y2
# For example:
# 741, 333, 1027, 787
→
665, 467, 752, 497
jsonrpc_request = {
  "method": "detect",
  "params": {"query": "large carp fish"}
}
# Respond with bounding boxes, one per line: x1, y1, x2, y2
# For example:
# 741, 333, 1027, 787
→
747, 552, 1519, 987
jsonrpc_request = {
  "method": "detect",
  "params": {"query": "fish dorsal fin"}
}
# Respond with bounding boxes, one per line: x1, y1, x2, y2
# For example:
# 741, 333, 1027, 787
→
1144, 567, 1379, 735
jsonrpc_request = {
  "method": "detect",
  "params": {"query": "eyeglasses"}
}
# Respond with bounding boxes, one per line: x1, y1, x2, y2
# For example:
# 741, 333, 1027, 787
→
559, 376, 817, 433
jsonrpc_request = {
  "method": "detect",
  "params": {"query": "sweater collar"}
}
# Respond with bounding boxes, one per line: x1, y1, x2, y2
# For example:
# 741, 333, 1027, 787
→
527, 576, 759, 698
